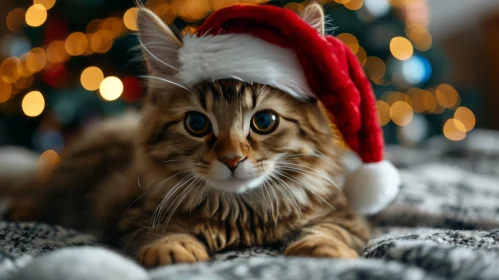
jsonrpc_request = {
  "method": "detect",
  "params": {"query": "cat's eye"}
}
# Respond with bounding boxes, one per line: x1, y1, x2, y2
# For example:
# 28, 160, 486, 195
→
251, 110, 279, 135
184, 112, 211, 137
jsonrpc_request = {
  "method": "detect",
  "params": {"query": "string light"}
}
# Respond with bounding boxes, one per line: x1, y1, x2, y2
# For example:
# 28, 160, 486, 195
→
81, 66, 104, 91
454, 107, 476, 132
435, 83, 458, 108
390, 37, 413, 60
0, 81, 12, 103
124, 7, 138, 31
91, 30, 114, 53
376, 100, 391, 126
65, 32, 88, 56
337, 33, 360, 54
26, 48, 47, 72
344, 0, 364, 11
390, 101, 413, 126
25, 4, 48, 27
46, 40, 69, 63
22, 91, 45, 117
6, 9, 26, 32
364, 56, 386, 80
443, 118, 466, 141
34, 0, 56, 10
99, 76, 123, 101
0, 57, 22, 84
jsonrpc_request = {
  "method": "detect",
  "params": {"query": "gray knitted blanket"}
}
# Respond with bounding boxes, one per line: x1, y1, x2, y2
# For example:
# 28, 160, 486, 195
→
2, 129, 499, 280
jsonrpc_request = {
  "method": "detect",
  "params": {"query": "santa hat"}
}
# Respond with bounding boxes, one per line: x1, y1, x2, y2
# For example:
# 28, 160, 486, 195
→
138, 4, 400, 214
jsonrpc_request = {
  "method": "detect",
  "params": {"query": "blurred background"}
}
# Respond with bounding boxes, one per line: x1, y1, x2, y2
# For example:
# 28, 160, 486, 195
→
0, 0, 497, 156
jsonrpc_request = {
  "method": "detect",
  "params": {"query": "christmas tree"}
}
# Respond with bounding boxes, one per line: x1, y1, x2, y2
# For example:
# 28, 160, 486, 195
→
0, 0, 478, 156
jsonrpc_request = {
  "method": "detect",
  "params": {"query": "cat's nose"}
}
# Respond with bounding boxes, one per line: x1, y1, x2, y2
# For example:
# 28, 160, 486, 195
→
218, 156, 246, 172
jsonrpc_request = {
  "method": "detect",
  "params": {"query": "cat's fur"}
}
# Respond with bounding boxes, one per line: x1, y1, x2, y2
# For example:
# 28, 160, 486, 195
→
1, 4, 370, 267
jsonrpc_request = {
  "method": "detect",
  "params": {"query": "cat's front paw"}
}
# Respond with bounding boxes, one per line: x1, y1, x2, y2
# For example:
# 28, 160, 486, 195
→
284, 235, 358, 259
137, 234, 209, 268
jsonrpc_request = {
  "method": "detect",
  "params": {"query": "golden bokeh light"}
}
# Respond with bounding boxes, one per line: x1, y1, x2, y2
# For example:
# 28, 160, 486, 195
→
15, 75, 35, 90
454, 107, 476, 132
384, 91, 410, 106
443, 118, 466, 141
47, 40, 70, 63
91, 30, 114, 53
87, 19, 103, 33
424, 90, 437, 113
406, 26, 433, 51
19, 59, 34, 78
34, 0, 56, 10
25, 4, 48, 27
155, 3, 177, 24
364, 56, 386, 80
81, 66, 104, 91
390, 101, 413, 126
337, 33, 359, 54
356, 46, 367, 66
344, 0, 364, 10
174, 0, 211, 22
408, 88, 425, 113
22, 91, 45, 117
435, 83, 458, 108
0, 57, 22, 84
0, 81, 12, 103
376, 100, 391, 126
65, 32, 88, 56
390, 37, 414, 61
124, 7, 139, 31
99, 76, 123, 101
26, 48, 47, 72
284, 2, 305, 13
101, 17, 125, 37
6, 8, 26, 32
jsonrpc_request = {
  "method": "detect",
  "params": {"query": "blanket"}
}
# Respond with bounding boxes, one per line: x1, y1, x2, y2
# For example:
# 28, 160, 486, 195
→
2, 129, 499, 280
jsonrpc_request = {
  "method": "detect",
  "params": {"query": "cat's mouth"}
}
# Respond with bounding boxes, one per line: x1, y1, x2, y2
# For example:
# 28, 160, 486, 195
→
205, 176, 267, 193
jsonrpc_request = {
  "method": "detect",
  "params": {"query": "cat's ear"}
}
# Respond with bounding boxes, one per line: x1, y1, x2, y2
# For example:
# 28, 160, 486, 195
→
299, 3, 325, 36
136, 8, 182, 76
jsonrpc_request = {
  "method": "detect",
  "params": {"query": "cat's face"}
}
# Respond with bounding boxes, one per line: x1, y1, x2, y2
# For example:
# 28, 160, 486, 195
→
136, 6, 338, 194
140, 79, 334, 193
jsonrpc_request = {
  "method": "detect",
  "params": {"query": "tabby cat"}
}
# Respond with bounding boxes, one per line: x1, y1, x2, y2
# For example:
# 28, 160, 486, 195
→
1, 4, 370, 267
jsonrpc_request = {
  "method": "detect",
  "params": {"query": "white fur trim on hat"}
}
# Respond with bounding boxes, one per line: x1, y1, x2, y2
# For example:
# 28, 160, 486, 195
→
343, 160, 400, 215
177, 34, 314, 100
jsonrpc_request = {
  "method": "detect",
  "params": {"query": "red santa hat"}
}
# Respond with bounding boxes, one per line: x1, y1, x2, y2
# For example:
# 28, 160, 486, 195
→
140, 4, 400, 214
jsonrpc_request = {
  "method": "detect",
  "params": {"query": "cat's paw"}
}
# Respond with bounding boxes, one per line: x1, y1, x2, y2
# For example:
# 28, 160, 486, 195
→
137, 234, 209, 268
284, 235, 358, 259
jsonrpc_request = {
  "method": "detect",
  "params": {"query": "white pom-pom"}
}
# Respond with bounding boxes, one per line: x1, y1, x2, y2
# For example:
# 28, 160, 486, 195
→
343, 160, 400, 215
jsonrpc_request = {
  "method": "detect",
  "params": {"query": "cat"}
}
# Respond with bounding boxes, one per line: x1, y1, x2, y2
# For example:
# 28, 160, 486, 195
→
0, 3, 370, 267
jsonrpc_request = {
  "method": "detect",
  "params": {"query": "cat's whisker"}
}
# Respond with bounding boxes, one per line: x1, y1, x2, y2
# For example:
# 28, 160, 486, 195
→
262, 181, 275, 224
275, 162, 340, 190
279, 153, 337, 166
139, 75, 196, 95
138, 40, 180, 72
268, 173, 303, 219
155, 174, 197, 224
152, 173, 195, 228
273, 169, 336, 211
162, 176, 201, 233
266, 179, 280, 224
122, 172, 183, 219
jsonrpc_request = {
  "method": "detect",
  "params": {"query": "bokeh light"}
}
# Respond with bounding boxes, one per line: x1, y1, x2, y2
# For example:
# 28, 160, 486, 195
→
81, 66, 105, 91
356, 46, 367, 66
435, 83, 459, 108
337, 33, 359, 54
454, 107, 476, 132
99, 76, 123, 101
26, 48, 47, 72
25, 4, 48, 27
65, 32, 88, 56
344, 0, 364, 11
443, 118, 466, 141
376, 100, 391, 126
390, 37, 414, 61
364, 56, 386, 80
390, 101, 413, 126
91, 30, 114, 53
46, 40, 69, 63
34, 0, 56, 10
6, 9, 26, 32
0, 81, 12, 103
124, 7, 139, 31
0, 57, 22, 84
22, 91, 45, 117
38, 149, 60, 175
